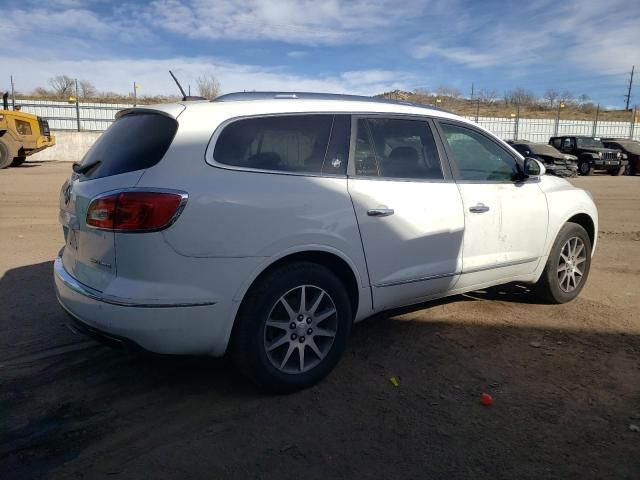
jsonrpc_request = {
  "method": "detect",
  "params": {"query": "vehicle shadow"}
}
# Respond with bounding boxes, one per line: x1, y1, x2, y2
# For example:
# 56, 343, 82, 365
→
1, 261, 639, 480
11, 161, 49, 169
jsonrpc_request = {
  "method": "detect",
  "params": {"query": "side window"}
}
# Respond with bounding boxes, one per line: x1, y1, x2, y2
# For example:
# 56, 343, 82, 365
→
214, 115, 338, 174
15, 119, 32, 136
440, 123, 519, 181
551, 138, 562, 149
353, 118, 444, 180
562, 138, 573, 151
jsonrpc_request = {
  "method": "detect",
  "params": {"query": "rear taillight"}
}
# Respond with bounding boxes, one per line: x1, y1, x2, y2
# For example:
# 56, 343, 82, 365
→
86, 191, 186, 232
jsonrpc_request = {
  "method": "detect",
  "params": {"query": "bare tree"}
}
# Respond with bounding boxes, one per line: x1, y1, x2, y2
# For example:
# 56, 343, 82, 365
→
559, 89, 574, 105
435, 86, 462, 99
79, 80, 96, 98
48, 75, 75, 97
196, 73, 220, 100
577, 93, 591, 105
477, 88, 498, 104
504, 87, 536, 106
32, 87, 51, 97
544, 88, 559, 108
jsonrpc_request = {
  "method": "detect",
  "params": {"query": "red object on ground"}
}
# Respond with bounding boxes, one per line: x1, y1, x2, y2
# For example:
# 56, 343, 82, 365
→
480, 393, 493, 406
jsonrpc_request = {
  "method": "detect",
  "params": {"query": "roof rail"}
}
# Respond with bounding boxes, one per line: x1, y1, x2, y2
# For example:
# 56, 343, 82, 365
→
212, 91, 448, 112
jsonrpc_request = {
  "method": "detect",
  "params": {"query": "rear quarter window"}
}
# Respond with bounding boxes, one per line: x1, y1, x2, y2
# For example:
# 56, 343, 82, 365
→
213, 114, 349, 175
77, 113, 178, 180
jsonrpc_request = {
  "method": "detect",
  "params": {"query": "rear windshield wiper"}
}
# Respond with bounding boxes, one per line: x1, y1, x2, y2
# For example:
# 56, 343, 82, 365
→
72, 159, 101, 175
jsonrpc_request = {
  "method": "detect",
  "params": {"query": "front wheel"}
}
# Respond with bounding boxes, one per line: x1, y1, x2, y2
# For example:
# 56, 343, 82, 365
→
535, 223, 592, 304
578, 160, 593, 176
231, 261, 352, 392
0, 140, 15, 169
610, 166, 625, 176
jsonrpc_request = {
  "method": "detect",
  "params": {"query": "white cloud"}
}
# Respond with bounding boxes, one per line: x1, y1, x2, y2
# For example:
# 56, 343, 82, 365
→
409, 0, 640, 75
142, 0, 428, 45
1, 56, 417, 97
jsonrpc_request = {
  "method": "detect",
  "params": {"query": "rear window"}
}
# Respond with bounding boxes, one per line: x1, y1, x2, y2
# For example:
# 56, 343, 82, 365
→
77, 113, 178, 180
213, 114, 349, 175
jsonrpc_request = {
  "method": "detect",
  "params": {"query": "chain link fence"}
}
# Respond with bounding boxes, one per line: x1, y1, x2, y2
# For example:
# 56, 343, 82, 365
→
467, 116, 639, 142
8, 98, 640, 143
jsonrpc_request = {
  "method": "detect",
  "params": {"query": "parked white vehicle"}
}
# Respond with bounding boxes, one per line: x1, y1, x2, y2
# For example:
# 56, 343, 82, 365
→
54, 92, 598, 390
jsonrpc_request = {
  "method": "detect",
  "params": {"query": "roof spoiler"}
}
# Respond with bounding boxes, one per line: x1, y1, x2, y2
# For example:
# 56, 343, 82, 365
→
115, 104, 186, 120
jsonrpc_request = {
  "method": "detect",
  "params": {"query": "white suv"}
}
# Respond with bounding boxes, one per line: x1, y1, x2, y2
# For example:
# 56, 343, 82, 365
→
54, 92, 598, 391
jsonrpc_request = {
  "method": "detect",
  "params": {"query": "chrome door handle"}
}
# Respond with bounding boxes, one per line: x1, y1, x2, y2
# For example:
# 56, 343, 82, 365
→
367, 208, 395, 217
469, 203, 490, 213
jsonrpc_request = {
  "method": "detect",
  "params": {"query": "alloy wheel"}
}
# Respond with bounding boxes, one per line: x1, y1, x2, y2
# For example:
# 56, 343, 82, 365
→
557, 236, 587, 293
263, 285, 338, 374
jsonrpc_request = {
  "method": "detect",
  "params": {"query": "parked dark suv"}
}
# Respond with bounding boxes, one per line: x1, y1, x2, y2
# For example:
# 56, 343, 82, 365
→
507, 140, 578, 177
601, 138, 640, 176
549, 136, 627, 176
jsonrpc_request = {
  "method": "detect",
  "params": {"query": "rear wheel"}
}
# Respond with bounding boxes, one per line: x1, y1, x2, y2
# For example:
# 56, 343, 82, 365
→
10, 156, 26, 167
535, 223, 592, 304
0, 139, 16, 169
231, 261, 352, 392
578, 160, 593, 176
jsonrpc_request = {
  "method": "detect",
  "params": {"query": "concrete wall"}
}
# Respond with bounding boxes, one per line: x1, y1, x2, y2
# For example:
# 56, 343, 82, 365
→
31, 131, 102, 162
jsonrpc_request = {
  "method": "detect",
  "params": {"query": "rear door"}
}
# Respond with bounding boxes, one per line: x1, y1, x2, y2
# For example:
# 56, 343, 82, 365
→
59, 111, 179, 291
347, 116, 464, 310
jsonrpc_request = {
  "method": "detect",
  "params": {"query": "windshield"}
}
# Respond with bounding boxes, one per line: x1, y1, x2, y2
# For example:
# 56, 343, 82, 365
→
612, 141, 640, 155
577, 138, 605, 149
77, 113, 178, 180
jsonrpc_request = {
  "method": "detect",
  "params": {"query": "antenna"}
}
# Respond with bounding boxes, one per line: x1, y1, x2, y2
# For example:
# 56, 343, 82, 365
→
169, 70, 187, 100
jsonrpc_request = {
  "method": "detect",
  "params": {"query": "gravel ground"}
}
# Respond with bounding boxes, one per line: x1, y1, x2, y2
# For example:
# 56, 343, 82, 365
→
1, 161, 639, 480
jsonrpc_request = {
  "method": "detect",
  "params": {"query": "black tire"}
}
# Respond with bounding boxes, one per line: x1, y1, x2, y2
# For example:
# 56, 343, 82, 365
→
0, 139, 15, 169
10, 156, 26, 167
629, 164, 637, 176
578, 160, 593, 176
535, 223, 592, 304
609, 166, 625, 176
231, 261, 352, 392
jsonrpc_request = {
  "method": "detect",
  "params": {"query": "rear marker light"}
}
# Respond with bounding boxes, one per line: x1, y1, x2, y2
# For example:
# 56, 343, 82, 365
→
86, 191, 186, 232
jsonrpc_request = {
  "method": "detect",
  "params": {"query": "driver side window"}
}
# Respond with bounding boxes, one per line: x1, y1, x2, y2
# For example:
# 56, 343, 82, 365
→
440, 123, 518, 181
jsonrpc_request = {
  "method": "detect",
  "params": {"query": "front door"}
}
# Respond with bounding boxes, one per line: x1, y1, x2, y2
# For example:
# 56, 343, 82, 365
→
437, 121, 548, 288
348, 116, 465, 310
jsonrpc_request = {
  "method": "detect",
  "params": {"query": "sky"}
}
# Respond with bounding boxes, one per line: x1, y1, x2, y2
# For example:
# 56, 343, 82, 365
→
1, 0, 639, 107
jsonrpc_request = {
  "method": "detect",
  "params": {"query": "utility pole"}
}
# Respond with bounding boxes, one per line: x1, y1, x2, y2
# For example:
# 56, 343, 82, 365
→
592, 104, 600, 137
625, 66, 635, 111
470, 82, 474, 100
133, 81, 137, 107
75, 79, 81, 132
10, 75, 15, 110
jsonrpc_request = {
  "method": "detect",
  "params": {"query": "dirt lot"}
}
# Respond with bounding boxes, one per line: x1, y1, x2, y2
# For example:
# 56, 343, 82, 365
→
1, 161, 639, 480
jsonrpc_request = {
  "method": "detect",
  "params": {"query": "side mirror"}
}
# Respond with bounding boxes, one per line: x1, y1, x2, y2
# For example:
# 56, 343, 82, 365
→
524, 157, 546, 177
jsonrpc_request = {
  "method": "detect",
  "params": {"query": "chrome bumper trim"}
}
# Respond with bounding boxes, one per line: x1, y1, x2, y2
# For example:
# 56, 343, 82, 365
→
54, 256, 216, 308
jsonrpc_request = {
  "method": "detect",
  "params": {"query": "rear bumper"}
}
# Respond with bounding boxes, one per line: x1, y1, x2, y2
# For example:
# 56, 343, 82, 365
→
53, 256, 232, 356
